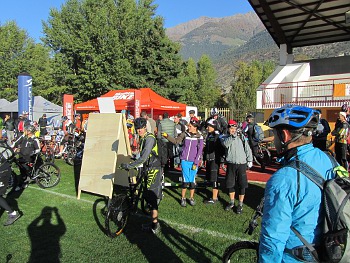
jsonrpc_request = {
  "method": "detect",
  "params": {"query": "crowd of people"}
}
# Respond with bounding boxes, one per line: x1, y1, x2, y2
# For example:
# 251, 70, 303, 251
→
0, 112, 84, 226
1, 104, 349, 263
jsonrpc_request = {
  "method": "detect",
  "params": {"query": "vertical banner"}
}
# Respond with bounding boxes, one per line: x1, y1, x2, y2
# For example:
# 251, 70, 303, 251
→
18, 72, 33, 120
63, 94, 74, 131
134, 89, 141, 118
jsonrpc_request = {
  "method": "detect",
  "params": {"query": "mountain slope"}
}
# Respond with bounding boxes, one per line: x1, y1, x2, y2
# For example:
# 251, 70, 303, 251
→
166, 12, 350, 88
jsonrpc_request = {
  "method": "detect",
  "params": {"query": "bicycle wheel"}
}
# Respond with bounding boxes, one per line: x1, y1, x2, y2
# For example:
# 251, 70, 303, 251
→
65, 146, 76, 166
223, 241, 259, 263
105, 194, 131, 238
35, 163, 61, 188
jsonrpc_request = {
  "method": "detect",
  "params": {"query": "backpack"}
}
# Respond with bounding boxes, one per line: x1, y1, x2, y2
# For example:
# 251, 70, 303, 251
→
253, 124, 264, 142
286, 155, 350, 263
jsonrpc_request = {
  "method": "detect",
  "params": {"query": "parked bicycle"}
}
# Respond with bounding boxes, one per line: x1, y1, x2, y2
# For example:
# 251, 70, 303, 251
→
104, 165, 212, 238
253, 142, 271, 169
10, 153, 61, 189
105, 167, 152, 238
222, 197, 264, 262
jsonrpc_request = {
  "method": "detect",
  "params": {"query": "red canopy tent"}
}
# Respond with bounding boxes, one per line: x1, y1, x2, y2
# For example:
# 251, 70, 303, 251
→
75, 88, 186, 117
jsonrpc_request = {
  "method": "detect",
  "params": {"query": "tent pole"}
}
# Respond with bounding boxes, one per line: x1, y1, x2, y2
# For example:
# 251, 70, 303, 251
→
151, 108, 153, 119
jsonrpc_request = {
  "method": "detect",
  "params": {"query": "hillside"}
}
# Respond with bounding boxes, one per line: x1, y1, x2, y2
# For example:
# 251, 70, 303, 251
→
166, 12, 350, 89
166, 12, 265, 62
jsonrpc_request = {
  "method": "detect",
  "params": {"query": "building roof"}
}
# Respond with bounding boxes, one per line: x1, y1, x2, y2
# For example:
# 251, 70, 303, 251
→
248, 0, 350, 51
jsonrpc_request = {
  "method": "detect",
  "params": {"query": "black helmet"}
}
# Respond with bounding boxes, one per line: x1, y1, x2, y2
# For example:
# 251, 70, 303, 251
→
134, 117, 147, 129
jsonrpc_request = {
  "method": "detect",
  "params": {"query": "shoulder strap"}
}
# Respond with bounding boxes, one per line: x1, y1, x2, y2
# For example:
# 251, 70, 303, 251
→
285, 159, 325, 190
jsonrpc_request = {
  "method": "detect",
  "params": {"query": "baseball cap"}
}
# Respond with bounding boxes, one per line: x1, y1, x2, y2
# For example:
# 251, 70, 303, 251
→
228, 119, 238, 127
189, 110, 195, 114
189, 117, 200, 127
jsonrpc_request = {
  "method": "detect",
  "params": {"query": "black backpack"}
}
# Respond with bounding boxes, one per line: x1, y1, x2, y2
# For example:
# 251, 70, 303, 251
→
286, 155, 350, 263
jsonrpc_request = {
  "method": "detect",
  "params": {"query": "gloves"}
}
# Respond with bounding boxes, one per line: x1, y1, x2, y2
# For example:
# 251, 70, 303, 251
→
192, 164, 197, 170
247, 161, 253, 169
120, 163, 130, 170
161, 132, 168, 138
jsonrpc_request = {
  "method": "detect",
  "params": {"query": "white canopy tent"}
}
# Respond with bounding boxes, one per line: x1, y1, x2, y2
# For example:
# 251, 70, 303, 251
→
0, 96, 63, 121
0, 99, 10, 109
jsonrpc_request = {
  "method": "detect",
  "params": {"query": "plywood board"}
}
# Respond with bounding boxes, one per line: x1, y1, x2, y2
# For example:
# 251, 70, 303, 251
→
77, 113, 132, 199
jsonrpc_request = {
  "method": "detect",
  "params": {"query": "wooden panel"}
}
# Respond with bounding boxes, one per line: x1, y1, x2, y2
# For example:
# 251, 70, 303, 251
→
77, 113, 132, 199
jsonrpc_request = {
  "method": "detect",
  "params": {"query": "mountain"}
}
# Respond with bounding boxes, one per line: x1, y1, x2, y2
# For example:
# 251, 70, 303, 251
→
166, 12, 265, 62
166, 12, 350, 89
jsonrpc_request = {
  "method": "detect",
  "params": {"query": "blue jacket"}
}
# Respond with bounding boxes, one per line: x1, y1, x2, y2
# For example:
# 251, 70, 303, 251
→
259, 143, 336, 262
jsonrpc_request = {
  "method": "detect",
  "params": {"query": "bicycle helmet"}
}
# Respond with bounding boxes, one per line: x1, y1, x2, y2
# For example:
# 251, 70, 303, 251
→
341, 103, 348, 112
210, 107, 219, 116
206, 119, 217, 129
267, 104, 319, 129
134, 117, 147, 129
25, 125, 37, 134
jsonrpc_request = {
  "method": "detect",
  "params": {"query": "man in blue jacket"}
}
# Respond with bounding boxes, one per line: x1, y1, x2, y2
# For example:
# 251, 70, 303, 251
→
259, 104, 336, 262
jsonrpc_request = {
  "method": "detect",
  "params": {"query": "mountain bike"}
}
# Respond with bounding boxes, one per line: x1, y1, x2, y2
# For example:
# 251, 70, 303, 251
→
105, 167, 153, 238
253, 142, 271, 169
222, 197, 264, 262
11, 154, 61, 189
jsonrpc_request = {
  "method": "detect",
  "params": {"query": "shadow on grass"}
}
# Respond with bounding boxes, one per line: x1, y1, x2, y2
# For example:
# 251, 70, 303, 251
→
27, 206, 66, 263
123, 217, 220, 262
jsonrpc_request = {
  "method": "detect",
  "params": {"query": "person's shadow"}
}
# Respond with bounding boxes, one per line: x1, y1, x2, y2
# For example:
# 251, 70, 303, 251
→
27, 206, 66, 263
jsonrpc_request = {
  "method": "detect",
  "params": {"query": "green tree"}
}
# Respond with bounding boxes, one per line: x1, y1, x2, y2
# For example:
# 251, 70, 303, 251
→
0, 21, 54, 102
197, 55, 220, 111
229, 60, 275, 113
42, 0, 182, 102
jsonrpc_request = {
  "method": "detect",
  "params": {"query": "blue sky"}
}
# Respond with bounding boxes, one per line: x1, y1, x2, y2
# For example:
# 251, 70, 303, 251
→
0, 0, 253, 42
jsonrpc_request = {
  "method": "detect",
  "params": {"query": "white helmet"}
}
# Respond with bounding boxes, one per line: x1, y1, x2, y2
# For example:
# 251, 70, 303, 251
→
210, 107, 218, 116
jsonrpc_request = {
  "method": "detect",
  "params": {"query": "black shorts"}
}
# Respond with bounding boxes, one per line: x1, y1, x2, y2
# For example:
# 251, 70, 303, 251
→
144, 167, 162, 210
0, 165, 11, 195
205, 160, 219, 182
225, 163, 248, 190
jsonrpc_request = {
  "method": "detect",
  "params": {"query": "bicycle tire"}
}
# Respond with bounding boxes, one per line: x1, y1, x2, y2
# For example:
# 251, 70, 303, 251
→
35, 163, 61, 188
222, 241, 259, 263
65, 146, 76, 166
105, 194, 130, 238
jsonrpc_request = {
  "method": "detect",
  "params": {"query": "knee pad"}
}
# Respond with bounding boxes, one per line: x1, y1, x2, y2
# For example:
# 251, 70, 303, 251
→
189, 182, 196, 189
182, 182, 189, 189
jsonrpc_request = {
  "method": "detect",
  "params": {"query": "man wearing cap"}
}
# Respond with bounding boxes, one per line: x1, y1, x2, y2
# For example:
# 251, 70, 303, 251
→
221, 119, 252, 214
188, 110, 196, 119
331, 112, 349, 170
157, 112, 176, 170
245, 114, 265, 171
312, 109, 330, 151
38, 114, 48, 136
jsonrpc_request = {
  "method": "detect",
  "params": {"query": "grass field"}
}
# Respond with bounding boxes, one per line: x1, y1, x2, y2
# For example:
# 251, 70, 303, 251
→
1, 160, 265, 263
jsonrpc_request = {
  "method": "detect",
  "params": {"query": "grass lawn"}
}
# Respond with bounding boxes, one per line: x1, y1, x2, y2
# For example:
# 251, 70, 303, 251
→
1, 160, 265, 263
